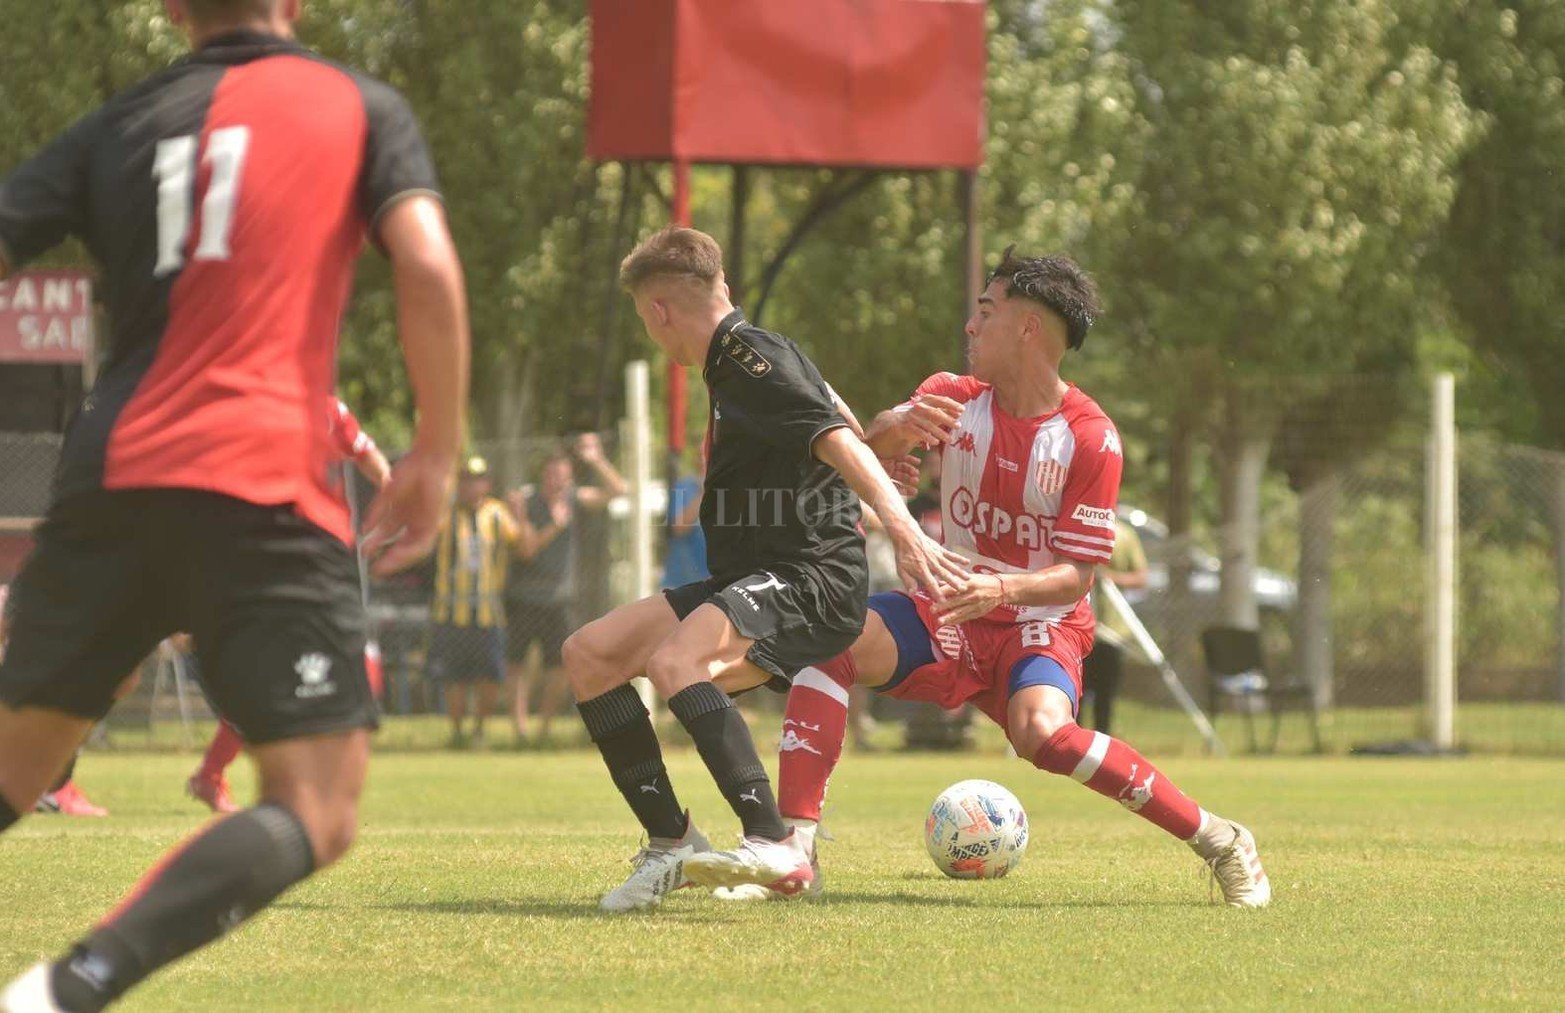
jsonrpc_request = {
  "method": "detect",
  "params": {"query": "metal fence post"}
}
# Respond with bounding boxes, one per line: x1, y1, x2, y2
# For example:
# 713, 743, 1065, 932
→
1425, 373, 1457, 749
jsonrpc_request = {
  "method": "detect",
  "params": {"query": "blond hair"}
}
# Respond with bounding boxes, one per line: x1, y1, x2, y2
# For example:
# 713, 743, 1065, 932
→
618, 226, 724, 295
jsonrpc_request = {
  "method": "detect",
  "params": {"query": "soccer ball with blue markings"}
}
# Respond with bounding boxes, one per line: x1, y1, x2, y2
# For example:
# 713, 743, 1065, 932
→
924, 779, 1029, 880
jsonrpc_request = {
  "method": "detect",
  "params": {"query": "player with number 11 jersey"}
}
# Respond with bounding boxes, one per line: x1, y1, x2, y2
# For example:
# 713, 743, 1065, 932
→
0, 5, 468, 1008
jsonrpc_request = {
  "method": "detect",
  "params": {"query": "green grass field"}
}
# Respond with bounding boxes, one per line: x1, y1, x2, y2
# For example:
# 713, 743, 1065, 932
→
1, 744, 1560, 1010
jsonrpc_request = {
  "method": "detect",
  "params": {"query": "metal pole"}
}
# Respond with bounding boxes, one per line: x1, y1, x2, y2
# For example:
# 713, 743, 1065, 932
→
1098, 578, 1225, 756
959, 169, 982, 326
667, 160, 692, 525
1425, 372, 1457, 750
729, 164, 749, 308
626, 360, 656, 711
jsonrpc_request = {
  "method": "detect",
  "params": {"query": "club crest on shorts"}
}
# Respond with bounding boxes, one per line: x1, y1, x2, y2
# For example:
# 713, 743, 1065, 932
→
294, 652, 337, 699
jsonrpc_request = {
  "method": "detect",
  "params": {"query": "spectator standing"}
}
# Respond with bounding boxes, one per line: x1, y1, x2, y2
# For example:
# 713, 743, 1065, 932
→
1082, 517, 1151, 735
506, 434, 626, 743
429, 457, 520, 746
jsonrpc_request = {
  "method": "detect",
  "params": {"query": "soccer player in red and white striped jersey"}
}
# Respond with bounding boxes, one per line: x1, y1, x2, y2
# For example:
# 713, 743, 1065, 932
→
737, 249, 1269, 907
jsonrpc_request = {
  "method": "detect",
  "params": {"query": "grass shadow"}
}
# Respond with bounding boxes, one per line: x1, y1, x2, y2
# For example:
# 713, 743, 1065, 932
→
822, 889, 1200, 910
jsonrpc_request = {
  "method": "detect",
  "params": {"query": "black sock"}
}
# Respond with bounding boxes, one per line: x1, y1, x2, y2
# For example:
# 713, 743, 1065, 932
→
49, 803, 315, 1012
52, 752, 78, 793
666, 682, 788, 841
578, 684, 687, 840
0, 795, 18, 833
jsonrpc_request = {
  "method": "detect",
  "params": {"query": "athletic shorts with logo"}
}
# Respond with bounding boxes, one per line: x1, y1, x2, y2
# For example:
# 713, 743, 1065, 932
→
876, 590, 1092, 726
664, 561, 867, 691
0, 490, 377, 744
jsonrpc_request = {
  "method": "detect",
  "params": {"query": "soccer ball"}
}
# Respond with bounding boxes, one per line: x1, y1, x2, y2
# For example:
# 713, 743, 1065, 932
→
924, 779, 1029, 879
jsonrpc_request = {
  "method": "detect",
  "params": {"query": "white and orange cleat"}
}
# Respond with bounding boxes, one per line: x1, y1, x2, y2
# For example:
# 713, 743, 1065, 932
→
1192, 819, 1270, 908
186, 774, 240, 814
713, 820, 823, 902
35, 782, 108, 818
684, 829, 814, 896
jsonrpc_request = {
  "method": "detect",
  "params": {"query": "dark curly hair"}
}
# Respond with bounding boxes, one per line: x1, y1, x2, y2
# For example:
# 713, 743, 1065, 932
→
987, 247, 1101, 350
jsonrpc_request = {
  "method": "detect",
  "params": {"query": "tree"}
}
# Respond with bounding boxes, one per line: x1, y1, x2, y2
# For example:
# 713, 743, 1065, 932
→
1112, 0, 1478, 627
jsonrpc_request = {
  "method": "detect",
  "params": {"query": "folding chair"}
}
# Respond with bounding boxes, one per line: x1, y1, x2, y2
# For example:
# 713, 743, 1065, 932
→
1200, 626, 1322, 754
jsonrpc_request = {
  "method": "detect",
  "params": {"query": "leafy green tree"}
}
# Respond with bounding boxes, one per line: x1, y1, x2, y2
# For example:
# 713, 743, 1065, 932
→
1112, 0, 1478, 627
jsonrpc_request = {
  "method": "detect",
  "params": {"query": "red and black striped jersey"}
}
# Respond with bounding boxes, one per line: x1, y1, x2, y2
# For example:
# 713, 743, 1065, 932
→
0, 31, 439, 543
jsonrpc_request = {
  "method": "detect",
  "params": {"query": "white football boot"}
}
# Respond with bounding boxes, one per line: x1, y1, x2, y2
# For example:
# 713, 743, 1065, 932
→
684, 828, 814, 896
1190, 818, 1271, 908
599, 818, 711, 913
1, 963, 64, 1013
714, 821, 822, 901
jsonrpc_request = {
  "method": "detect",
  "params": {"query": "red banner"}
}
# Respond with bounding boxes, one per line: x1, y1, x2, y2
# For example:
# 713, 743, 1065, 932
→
0, 270, 94, 364
589, 0, 986, 170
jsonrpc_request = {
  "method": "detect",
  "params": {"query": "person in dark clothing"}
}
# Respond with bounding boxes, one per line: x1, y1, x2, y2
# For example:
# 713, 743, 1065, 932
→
505, 435, 626, 742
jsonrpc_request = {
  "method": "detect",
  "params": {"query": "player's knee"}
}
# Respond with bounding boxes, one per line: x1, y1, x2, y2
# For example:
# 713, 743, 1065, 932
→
1009, 709, 1073, 764
562, 626, 619, 698
643, 643, 696, 698
313, 805, 359, 867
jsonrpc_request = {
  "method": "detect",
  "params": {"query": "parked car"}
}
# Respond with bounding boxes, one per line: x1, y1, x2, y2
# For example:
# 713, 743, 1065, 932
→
1116, 505, 1297, 630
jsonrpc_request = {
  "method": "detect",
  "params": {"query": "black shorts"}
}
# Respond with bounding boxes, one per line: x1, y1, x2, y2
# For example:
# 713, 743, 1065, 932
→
0, 490, 376, 745
664, 561, 866, 691
504, 600, 569, 666
426, 623, 506, 683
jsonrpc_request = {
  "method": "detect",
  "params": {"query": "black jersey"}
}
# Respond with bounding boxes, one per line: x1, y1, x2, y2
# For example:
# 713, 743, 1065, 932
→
699, 311, 865, 582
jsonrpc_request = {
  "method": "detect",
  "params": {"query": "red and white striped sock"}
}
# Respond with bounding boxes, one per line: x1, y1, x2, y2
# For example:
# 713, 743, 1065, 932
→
1032, 723, 1204, 841
196, 721, 244, 783
776, 653, 857, 823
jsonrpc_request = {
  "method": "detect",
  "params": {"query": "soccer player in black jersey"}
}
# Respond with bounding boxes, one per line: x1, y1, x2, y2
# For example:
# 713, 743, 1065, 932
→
0, 2, 468, 1008
567, 226, 966, 911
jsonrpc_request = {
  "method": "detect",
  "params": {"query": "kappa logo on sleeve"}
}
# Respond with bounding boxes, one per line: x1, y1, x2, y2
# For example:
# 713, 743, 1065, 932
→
1071, 504, 1117, 530
719, 329, 772, 377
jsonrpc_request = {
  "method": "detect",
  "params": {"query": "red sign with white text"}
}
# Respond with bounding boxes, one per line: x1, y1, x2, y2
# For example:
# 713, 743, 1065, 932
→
0, 271, 94, 363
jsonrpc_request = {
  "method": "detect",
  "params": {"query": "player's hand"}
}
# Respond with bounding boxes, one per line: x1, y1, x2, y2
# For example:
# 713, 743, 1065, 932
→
888, 394, 963, 449
548, 496, 573, 528
890, 522, 969, 603
879, 453, 920, 497
935, 573, 1008, 626
505, 489, 527, 518
363, 447, 455, 576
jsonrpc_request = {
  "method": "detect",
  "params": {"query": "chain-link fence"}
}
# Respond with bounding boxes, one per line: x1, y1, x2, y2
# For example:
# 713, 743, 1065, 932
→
4, 377, 1560, 756
1104, 379, 1564, 757
366, 432, 629, 748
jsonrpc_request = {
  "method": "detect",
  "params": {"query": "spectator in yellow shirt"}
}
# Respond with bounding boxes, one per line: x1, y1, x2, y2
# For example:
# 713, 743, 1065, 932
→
429, 456, 523, 746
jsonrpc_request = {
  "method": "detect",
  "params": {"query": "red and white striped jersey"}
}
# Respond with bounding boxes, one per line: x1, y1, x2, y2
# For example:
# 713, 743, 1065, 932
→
913, 372, 1123, 628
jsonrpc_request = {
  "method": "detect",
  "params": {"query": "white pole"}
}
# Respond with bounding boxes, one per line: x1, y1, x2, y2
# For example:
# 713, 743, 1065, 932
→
1425, 372, 1457, 750
625, 360, 656, 711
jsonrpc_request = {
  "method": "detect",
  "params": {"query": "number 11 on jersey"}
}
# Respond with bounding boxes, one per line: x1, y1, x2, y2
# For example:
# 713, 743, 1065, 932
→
154, 126, 251, 277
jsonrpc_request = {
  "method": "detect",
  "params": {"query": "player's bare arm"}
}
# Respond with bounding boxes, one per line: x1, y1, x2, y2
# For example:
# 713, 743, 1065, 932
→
864, 393, 965, 458
365, 196, 469, 576
572, 433, 628, 508
811, 427, 967, 599
510, 490, 571, 561
934, 559, 1095, 626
